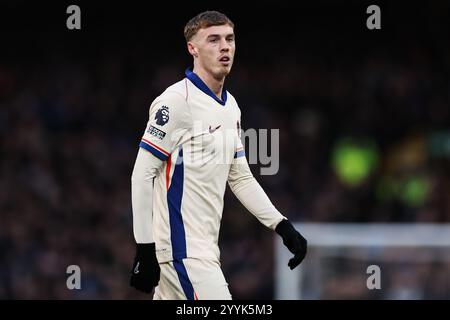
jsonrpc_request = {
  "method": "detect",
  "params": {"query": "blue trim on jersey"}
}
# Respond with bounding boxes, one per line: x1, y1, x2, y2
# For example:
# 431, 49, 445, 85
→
167, 147, 195, 300
185, 68, 227, 106
234, 150, 245, 158
167, 147, 187, 259
139, 141, 168, 161
173, 260, 195, 300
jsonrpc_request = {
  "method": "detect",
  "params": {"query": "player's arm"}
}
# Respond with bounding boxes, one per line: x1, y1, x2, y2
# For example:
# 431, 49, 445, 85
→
228, 155, 285, 228
227, 124, 307, 270
130, 148, 163, 293
130, 91, 191, 293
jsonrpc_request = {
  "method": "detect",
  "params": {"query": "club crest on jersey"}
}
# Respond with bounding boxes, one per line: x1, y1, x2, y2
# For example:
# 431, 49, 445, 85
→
155, 105, 170, 126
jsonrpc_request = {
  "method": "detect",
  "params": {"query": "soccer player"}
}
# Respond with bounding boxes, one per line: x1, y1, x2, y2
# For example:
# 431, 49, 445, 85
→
130, 10, 307, 300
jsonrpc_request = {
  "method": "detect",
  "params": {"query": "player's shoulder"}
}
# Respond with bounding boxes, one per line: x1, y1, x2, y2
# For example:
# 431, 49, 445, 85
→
226, 90, 241, 115
158, 79, 188, 103
149, 80, 190, 114
226, 90, 238, 105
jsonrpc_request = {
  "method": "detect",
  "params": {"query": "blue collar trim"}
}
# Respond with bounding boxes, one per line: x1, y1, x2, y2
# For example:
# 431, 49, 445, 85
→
185, 68, 227, 106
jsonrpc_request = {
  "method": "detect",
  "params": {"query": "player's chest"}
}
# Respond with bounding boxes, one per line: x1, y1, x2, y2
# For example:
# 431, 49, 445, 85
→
187, 98, 239, 158
189, 97, 238, 133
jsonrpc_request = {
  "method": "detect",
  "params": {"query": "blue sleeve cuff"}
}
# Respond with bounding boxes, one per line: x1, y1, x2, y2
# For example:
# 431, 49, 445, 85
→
139, 139, 170, 161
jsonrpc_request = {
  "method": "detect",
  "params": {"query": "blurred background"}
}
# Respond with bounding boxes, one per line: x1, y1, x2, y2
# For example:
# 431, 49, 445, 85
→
0, 0, 449, 299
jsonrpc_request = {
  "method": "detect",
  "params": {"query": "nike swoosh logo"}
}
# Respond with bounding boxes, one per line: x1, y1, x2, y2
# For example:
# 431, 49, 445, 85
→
209, 125, 221, 134
134, 262, 140, 274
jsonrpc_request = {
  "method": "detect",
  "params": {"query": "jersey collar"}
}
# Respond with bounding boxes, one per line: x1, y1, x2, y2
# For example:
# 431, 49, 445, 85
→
185, 68, 227, 106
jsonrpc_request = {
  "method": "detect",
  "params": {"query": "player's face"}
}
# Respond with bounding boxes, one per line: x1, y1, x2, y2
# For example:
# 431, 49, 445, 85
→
191, 25, 235, 78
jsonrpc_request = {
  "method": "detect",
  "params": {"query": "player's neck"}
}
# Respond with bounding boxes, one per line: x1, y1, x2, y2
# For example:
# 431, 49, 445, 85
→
193, 67, 225, 99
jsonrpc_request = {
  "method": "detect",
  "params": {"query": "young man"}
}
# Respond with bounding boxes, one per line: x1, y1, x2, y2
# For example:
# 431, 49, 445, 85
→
130, 11, 307, 300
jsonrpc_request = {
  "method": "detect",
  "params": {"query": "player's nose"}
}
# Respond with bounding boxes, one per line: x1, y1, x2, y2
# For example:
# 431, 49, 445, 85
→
219, 38, 231, 51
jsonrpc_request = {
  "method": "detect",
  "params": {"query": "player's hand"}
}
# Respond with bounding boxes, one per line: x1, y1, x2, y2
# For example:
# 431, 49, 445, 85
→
130, 243, 160, 293
275, 219, 307, 270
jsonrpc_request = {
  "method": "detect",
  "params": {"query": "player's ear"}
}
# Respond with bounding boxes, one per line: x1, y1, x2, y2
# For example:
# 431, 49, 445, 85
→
187, 42, 198, 58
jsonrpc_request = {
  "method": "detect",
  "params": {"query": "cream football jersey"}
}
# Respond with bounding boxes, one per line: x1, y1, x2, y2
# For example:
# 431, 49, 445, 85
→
139, 69, 246, 263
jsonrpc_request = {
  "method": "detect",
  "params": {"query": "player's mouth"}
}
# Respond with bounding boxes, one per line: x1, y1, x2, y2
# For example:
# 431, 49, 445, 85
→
219, 56, 231, 66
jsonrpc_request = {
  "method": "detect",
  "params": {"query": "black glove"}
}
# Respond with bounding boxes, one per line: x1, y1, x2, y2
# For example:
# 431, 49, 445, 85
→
130, 243, 160, 293
275, 219, 307, 270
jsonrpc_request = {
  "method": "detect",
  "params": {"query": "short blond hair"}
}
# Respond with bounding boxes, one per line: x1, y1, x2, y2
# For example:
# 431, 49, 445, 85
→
184, 11, 234, 42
